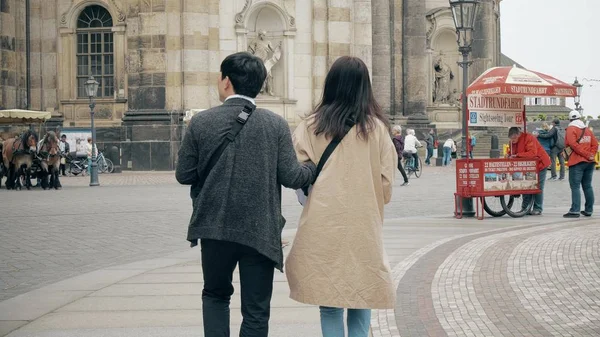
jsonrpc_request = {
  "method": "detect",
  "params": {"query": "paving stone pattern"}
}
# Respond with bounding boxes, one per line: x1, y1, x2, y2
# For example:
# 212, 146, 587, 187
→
380, 219, 600, 337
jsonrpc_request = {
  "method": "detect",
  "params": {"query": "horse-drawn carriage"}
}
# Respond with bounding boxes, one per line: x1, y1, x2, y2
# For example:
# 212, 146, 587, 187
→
0, 109, 62, 190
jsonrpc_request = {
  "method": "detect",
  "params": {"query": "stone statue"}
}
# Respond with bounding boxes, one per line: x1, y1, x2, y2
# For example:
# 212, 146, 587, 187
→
248, 30, 282, 96
449, 89, 459, 107
433, 55, 454, 104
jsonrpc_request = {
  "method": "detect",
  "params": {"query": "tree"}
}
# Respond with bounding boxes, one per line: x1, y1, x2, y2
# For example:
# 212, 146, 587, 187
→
537, 113, 547, 121
586, 115, 594, 121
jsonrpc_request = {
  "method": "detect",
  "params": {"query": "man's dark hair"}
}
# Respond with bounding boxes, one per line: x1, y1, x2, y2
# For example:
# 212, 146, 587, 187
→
220, 52, 267, 98
508, 127, 521, 137
553, 119, 560, 125
61, 134, 66, 138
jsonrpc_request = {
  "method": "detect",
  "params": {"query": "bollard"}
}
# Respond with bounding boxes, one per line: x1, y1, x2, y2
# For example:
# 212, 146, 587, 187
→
435, 142, 445, 166
109, 145, 121, 173
489, 135, 500, 158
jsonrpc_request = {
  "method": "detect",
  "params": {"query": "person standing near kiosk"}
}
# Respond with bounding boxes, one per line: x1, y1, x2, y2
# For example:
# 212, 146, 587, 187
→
563, 111, 598, 218
507, 127, 551, 215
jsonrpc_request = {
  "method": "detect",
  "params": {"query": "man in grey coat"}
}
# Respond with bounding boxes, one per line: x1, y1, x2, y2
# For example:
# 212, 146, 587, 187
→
176, 52, 316, 337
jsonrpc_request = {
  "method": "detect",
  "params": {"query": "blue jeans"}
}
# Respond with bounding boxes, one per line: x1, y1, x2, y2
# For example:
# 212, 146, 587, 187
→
425, 147, 434, 165
443, 147, 452, 166
568, 162, 595, 214
522, 167, 547, 212
320, 307, 371, 337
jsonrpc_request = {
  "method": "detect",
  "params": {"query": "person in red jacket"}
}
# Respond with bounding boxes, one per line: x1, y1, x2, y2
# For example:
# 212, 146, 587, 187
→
563, 111, 599, 218
507, 127, 551, 215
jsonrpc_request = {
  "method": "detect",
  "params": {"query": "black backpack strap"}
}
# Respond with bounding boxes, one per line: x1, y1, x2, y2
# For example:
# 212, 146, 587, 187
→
302, 118, 355, 195
192, 104, 256, 196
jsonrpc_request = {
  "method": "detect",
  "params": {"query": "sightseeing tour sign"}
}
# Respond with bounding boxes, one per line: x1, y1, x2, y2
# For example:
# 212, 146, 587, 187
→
456, 159, 540, 197
468, 95, 524, 128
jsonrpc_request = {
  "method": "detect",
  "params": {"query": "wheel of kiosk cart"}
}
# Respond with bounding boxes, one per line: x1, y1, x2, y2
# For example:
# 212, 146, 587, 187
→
483, 195, 513, 217
500, 194, 534, 218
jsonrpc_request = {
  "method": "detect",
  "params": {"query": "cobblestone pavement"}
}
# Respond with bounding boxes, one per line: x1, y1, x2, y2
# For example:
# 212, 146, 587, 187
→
1, 167, 599, 309
374, 217, 600, 337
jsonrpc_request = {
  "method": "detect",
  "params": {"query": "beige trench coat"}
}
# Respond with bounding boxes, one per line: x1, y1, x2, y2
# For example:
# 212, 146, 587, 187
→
285, 117, 398, 309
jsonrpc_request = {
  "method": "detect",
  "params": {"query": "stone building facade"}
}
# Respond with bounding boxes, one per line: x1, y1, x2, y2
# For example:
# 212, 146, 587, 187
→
0, 0, 502, 170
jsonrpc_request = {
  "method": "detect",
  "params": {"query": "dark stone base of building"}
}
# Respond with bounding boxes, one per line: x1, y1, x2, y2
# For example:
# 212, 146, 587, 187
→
0, 110, 186, 172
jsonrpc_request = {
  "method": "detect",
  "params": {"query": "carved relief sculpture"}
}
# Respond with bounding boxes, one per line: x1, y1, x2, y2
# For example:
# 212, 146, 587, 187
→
433, 55, 454, 104
248, 31, 282, 96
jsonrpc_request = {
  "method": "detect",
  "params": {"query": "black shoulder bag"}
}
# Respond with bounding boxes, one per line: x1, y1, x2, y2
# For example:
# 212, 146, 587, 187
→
190, 104, 256, 198
296, 118, 356, 205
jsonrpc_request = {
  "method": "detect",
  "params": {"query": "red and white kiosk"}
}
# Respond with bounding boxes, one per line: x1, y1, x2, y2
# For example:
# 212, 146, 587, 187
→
454, 66, 577, 219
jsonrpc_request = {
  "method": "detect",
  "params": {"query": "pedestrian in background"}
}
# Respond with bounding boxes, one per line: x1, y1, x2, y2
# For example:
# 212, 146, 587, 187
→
443, 138, 456, 166
392, 125, 410, 186
59, 134, 70, 176
176, 52, 316, 337
403, 129, 421, 171
563, 111, 598, 218
425, 129, 435, 165
507, 127, 551, 215
286, 56, 397, 337
537, 119, 566, 181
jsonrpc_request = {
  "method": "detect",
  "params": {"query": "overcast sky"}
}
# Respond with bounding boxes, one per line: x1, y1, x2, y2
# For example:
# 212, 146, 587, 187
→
501, 0, 599, 117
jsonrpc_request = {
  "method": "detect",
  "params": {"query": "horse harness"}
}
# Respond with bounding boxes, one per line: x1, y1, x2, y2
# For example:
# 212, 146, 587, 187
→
38, 136, 61, 161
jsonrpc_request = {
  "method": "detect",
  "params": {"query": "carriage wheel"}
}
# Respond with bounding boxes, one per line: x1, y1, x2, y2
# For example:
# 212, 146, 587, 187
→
500, 194, 534, 218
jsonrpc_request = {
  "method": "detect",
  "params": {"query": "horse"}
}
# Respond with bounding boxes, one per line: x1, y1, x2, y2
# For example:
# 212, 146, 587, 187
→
1, 130, 39, 190
37, 130, 62, 190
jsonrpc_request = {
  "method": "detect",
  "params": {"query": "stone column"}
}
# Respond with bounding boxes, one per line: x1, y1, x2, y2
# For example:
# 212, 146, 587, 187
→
165, 0, 183, 112
126, 1, 167, 111
181, 0, 213, 111
392, 0, 403, 122
28, 0, 42, 110
471, 0, 496, 82
312, 0, 328, 107
0, 0, 25, 109
353, 0, 372, 74
371, 0, 392, 115
403, 0, 434, 137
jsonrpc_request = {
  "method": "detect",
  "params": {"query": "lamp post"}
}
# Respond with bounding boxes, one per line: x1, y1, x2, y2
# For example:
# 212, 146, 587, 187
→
450, 0, 480, 217
84, 75, 100, 187
573, 77, 583, 112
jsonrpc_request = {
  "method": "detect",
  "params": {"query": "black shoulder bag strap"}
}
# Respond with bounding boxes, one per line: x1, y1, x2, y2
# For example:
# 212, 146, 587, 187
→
302, 117, 356, 195
193, 104, 256, 194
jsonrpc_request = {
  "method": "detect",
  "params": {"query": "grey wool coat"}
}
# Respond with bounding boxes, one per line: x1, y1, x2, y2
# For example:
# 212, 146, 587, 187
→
176, 97, 316, 271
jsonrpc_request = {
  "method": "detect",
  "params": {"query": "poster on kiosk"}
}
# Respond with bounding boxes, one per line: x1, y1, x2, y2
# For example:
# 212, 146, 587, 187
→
456, 95, 539, 196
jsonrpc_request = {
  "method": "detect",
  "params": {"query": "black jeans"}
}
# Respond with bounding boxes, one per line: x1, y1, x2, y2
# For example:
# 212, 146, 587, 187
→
201, 239, 275, 337
397, 158, 409, 183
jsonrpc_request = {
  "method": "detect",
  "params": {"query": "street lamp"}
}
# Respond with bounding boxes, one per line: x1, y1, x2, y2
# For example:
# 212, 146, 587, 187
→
84, 75, 100, 187
450, 0, 480, 217
573, 77, 583, 114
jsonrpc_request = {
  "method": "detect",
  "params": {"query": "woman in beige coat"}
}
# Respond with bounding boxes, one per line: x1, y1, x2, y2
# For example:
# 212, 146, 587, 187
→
285, 56, 397, 337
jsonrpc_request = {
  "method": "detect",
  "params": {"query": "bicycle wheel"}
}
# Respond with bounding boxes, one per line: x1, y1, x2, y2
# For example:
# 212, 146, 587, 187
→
404, 159, 414, 177
70, 162, 82, 176
483, 196, 513, 217
501, 194, 534, 218
98, 157, 107, 173
105, 158, 114, 173
414, 157, 423, 178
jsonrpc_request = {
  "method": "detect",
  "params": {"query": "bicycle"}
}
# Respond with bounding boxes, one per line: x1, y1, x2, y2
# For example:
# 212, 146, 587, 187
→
96, 152, 114, 174
403, 153, 423, 178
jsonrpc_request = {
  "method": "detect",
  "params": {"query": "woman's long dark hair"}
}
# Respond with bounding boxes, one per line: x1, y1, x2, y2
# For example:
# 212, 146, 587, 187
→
310, 56, 389, 140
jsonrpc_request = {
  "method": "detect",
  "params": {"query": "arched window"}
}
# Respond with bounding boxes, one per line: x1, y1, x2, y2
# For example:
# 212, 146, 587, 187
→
76, 5, 114, 98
